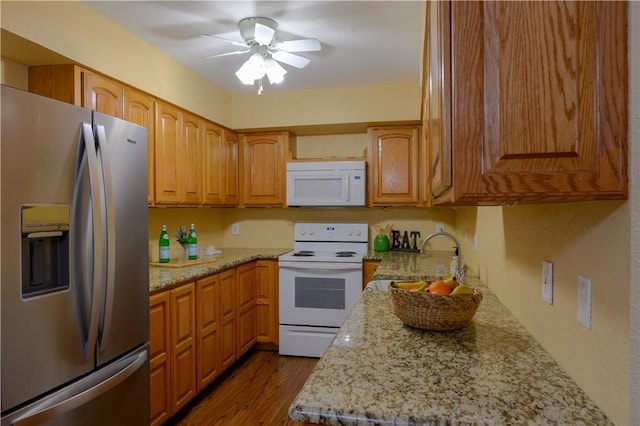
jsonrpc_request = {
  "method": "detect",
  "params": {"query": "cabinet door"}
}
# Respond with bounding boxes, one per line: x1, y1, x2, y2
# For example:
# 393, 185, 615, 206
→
196, 275, 220, 392
223, 130, 240, 206
202, 121, 225, 205
170, 283, 196, 413
422, 1, 452, 203
368, 127, 420, 206
443, 1, 627, 204
83, 70, 124, 119
236, 262, 257, 357
124, 87, 156, 205
219, 269, 236, 371
181, 112, 203, 205
242, 133, 286, 206
28, 64, 83, 106
255, 260, 277, 346
149, 291, 171, 426
155, 101, 182, 204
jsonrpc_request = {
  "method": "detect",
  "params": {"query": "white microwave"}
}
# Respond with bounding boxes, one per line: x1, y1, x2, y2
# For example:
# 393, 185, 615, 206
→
286, 161, 366, 207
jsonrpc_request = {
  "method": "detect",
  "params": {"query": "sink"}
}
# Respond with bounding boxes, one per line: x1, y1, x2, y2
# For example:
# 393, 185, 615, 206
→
364, 280, 393, 291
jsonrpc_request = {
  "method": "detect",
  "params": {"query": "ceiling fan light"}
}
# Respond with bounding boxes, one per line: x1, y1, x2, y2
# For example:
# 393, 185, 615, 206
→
265, 59, 287, 84
235, 53, 266, 84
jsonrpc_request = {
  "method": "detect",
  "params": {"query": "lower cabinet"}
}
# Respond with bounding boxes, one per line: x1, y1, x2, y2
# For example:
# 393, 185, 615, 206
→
149, 261, 268, 424
256, 259, 279, 346
363, 260, 381, 289
236, 262, 257, 357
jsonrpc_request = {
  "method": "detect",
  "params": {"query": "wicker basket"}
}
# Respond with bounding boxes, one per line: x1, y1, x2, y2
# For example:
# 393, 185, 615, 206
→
389, 282, 483, 331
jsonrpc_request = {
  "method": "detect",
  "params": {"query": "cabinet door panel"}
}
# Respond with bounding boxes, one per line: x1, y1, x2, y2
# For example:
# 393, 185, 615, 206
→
224, 130, 240, 206
149, 292, 170, 425
255, 260, 276, 345
83, 71, 124, 118
202, 122, 224, 205
124, 88, 155, 205
170, 283, 196, 413
155, 102, 182, 204
242, 133, 285, 206
369, 127, 420, 205
447, 1, 627, 203
219, 269, 236, 370
181, 112, 202, 204
196, 275, 220, 392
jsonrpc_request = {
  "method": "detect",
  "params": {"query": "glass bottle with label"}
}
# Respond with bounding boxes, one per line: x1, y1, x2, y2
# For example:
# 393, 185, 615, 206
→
187, 223, 198, 260
159, 224, 170, 263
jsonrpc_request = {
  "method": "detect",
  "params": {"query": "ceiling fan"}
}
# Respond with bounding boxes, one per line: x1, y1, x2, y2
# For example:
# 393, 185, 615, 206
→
201, 17, 321, 92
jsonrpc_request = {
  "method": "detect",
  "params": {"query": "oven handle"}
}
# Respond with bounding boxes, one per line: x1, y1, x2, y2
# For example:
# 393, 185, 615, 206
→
278, 262, 362, 272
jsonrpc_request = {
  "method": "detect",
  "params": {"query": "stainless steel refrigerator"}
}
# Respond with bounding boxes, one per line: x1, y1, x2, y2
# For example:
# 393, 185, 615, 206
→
1, 85, 150, 425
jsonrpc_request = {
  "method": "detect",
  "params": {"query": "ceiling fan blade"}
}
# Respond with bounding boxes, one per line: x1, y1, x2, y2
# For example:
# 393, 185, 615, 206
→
272, 51, 311, 69
201, 49, 250, 59
200, 34, 247, 48
276, 39, 321, 52
254, 22, 276, 46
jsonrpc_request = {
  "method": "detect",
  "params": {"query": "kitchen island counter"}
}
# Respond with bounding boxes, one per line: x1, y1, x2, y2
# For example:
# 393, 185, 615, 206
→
289, 284, 612, 425
149, 247, 290, 292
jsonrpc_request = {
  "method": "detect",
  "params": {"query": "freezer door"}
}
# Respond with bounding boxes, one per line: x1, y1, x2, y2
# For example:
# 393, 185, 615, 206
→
92, 112, 149, 366
1, 86, 95, 412
1, 345, 149, 426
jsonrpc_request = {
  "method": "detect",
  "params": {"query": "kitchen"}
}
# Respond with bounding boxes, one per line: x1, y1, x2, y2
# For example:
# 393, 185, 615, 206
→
0, 1, 638, 426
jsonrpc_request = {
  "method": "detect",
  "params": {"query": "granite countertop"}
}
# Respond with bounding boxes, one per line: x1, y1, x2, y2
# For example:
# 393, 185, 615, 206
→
149, 247, 290, 292
289, 259, 612, 425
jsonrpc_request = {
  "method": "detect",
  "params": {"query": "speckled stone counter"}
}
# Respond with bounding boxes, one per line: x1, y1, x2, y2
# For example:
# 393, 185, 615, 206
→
289, 280, 612, 425
365, 250, 468, 282
149, 247, 290, 292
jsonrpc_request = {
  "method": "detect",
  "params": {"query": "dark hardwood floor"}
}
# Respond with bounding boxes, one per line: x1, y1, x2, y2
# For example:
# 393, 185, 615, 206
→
167, 350, 318, 426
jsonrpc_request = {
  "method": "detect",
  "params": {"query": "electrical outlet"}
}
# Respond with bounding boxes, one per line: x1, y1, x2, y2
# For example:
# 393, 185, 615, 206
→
577, 275, 592, 329
231, 223, 240, 235
542, 261, 553, 304
436, 223, 445, 233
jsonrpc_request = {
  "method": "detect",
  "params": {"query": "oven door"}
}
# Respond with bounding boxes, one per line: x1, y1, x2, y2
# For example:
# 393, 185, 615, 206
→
278, 261, 363, 327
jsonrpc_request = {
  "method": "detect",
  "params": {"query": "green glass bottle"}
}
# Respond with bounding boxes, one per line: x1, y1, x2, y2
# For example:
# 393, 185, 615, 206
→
159, 224, 170, 263
187, 223, 198, 260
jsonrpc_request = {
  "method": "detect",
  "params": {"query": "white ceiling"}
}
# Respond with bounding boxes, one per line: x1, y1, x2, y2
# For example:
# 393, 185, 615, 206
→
83, 1, 425, 94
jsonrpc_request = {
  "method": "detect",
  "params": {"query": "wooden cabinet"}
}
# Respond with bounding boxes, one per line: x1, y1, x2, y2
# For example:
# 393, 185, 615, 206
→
196, 275, 220, 392
169, 282, 197, 414
241, 132, 296, 206
362, 260, 381, 289
202, 122, 239, 206
219, 268, 237, 371
368, 127, 420, 206
155, 101, 182, 204
255, 259, 278, 346
181, 111, 203, 205
423, 1, 628, 205
236, 262, 257, 357
149, 291, 171, 426
28, 64, 125, 118
83, 70, 124, 119
155, 102, 203, 205
124, 87, 156, 205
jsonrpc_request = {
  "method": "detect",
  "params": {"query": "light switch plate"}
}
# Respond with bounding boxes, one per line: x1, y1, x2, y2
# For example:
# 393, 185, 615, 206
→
542, 261, 553, 304
473, 234, 479, 251
436, 223, 445, 233
231, 223, 240, 235
577, 275, 592, 329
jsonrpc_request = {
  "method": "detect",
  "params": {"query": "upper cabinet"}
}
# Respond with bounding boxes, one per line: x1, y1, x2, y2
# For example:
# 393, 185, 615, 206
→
124, 87, 156, 205
202, 122, 239, 207
368, 126, 420, 206
423, 1, 628, 205
241, 132, 296, 207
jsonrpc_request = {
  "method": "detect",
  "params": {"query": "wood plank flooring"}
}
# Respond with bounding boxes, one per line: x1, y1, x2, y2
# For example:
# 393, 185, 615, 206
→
167, 350, 318, 426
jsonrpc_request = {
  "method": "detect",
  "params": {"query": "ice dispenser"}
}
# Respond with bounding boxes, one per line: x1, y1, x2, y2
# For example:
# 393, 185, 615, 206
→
21, 205, 70, 298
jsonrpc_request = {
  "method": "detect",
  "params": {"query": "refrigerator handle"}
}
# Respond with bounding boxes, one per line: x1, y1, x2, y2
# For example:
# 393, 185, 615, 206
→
9, 349, 147, 426
72, 123, 106, 360
95, 124, 116, 353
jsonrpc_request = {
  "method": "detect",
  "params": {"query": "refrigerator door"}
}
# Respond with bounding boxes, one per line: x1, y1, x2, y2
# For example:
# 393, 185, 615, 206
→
1, 86, 95, 412
92, 112, 149, 366
1, 345, 149, 426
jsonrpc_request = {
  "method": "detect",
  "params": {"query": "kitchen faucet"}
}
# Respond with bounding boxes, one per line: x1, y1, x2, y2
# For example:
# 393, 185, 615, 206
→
420, 231, 464, 279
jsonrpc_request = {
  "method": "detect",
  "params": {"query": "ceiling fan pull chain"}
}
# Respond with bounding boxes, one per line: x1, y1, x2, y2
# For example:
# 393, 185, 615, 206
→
258, 79, 264, 95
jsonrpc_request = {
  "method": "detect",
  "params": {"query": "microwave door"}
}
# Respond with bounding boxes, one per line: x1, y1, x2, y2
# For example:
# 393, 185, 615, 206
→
288, 173, 350, 206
